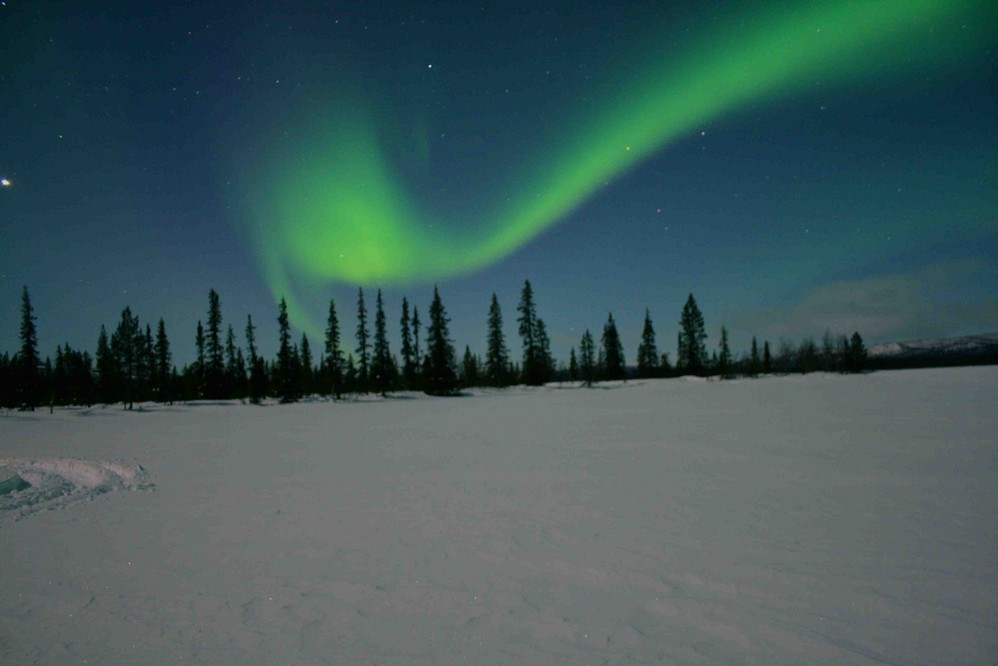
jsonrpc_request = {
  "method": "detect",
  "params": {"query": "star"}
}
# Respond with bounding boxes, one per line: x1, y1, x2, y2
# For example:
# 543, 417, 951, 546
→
1, 178, 10, 187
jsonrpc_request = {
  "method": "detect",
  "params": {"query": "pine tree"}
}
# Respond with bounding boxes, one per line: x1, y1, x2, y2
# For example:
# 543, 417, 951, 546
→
52, 345, 68, 406
461, 345, 479, 388
143, 325, 156, 401
846, 331, 867, 373
411, 306, 422, 377
517, 280, 548, 385
234, 348, 246, 399
749, 336, 760, 378
355, 287, 370, 392
96, 325, 117, 404
371, 290, 392, 396
154, 319, 172, 402
277, 297, 296, 403
677, 293, 707, 375
601, 313, 626, 380
579, 330, 596, 387
300, 333, 314, 396
0, 353, 12, 411
423, 286, 458, 396
17, 286, 40, 410
289, 342, 303, 397
205, 289, 225, 398
225, 324, 239, 398
245, 314, 266, 404
344, 354, 357, 394
717, 326, 733, 379
485, 293, 510, 387
134, 324, 153, 402
659, 352, 672, 376
536, 318, 554, 383
111, 307, 140, 409
763, 340, 773, 374
798, 337, 818, 374
324, 299, 344, 398
568, 347, 579, 383
194, 320, 206, 398
399, 297, 416, 389
42, 356, 53, 411
636, 308, 659, 379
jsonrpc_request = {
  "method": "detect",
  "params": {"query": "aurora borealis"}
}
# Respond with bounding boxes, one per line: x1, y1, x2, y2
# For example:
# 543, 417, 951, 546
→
1, 0, 995, 360
230, 0, 994, 333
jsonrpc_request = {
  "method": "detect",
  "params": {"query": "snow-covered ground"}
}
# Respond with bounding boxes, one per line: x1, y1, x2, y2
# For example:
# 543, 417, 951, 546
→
1, 367, 995, 664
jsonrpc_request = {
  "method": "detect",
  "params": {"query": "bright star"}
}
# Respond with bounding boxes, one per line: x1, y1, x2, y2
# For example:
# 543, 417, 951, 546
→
1, 178, 10, 187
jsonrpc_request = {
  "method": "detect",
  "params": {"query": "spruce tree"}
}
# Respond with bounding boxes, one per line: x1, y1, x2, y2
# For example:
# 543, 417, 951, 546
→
636, 308, 659, 378
300, 333, 314, 396
355, 287, 370, 392
579, 330, 596, 387
245, 314, 266, 404
678, 293, 707, 375
399, 297, 416, 389
485, 293, 510, 387
205, 289, 225, 398
798, 337, 818, 375
142, 325, 156, 401
601, 313, 626, 380
276, 297, 296, 403
717, 326, 733, 379
324, 299, 344, 398
461, 345, 479, 388
194, 320, 206, 398
659, 352, 672, 376
289, 342, 303, 396
568, 347, 579, 383
371, 290, 392, 395
96, 325, 116, 404
411, 306, 422, 374
0, 353, 11, 410
111, 307, 140, 409
517, 280, 548, 385
763, 340, 773, 374
154, 319, 172, 402
42, 357, 53, 411
17, 286, 40, 410
344, 354, 357, 394
423, 286, 458, 396
225, 324, 240, 398
846, 332, 867, 373
52, 345, 68, 406
536, 318, 554, 383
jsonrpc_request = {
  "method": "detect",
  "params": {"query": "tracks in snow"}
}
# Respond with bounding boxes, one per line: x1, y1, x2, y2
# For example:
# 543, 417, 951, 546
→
0, 456, 154, 521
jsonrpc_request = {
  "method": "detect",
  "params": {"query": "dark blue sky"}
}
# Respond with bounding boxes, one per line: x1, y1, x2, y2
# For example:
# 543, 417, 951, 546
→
1, 0, 995, 366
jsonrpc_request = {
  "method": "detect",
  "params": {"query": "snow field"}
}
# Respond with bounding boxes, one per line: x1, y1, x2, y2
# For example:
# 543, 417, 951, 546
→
0, 367, 996, 664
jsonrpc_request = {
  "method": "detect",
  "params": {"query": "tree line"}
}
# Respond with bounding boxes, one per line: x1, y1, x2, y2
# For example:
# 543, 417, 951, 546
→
1, 283, 867, 411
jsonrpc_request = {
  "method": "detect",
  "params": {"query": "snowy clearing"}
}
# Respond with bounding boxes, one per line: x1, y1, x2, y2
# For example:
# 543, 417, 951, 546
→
1, 367, 996, 664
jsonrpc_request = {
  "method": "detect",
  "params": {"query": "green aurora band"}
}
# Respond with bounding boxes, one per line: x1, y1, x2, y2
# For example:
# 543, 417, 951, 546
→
232, 0, 992, 333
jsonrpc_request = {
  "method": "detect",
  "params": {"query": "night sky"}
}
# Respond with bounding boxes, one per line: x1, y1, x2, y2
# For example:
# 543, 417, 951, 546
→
2, 0, 995, 366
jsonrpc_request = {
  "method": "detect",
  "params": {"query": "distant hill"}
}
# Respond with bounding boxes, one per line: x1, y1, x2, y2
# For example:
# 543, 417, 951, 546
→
869, 333, 998, 369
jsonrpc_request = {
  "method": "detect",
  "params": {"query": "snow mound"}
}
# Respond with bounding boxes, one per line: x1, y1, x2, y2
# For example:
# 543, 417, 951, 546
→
0, 457, 153, 520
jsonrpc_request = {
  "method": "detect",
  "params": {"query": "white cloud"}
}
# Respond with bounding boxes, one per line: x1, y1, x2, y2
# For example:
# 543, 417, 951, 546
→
737, 259, 996, 343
